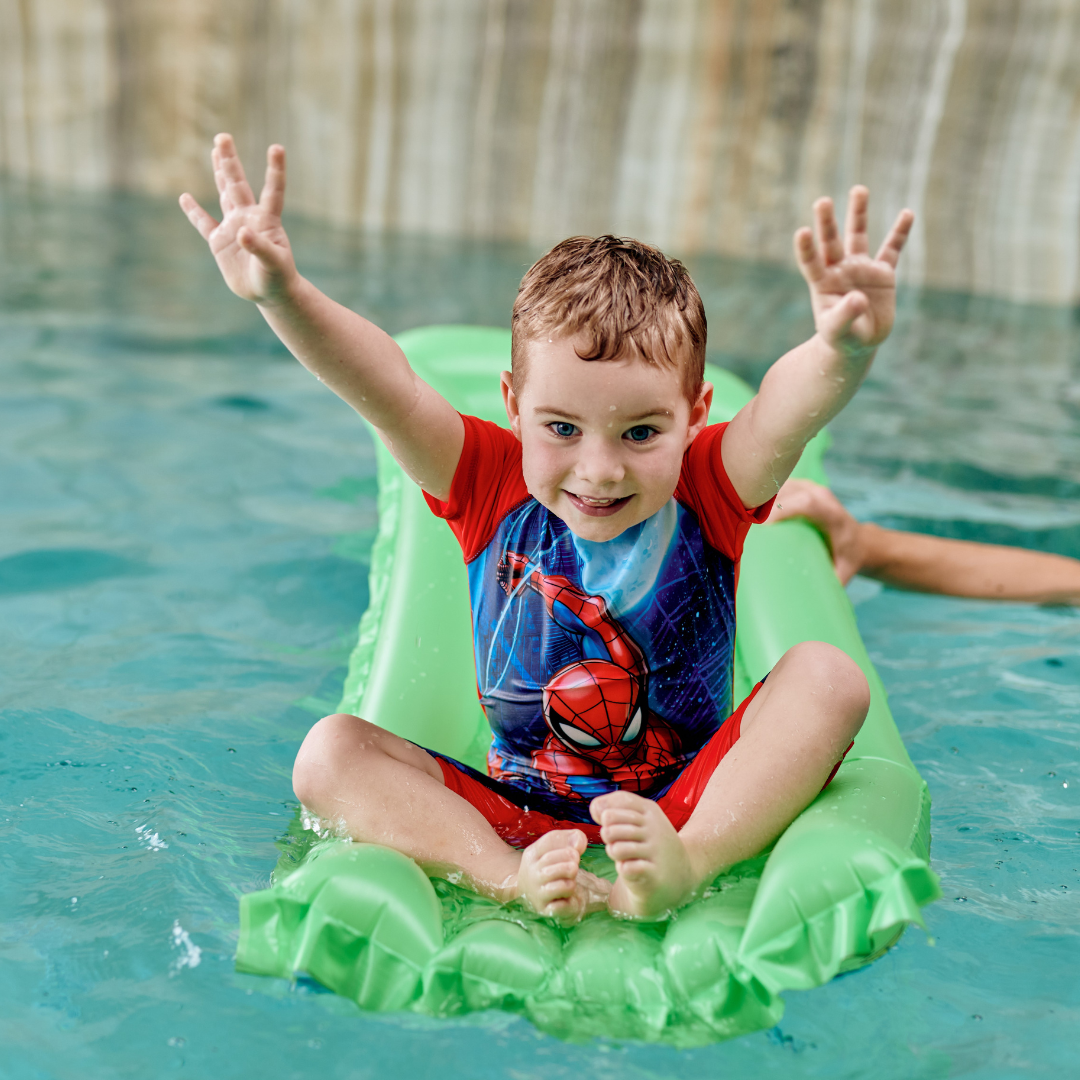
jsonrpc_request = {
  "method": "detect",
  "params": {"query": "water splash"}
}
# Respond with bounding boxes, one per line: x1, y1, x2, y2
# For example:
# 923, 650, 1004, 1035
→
170, 921, 201, 974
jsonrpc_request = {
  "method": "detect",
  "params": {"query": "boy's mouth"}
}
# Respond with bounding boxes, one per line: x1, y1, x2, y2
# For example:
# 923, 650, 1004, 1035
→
565, 492, 632, 517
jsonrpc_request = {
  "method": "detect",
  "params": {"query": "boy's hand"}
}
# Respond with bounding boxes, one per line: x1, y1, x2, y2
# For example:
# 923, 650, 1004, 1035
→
179, 133, 465, 501
722, 187, 914, 510
179, 134, 298, 306
794, 187, 913, 357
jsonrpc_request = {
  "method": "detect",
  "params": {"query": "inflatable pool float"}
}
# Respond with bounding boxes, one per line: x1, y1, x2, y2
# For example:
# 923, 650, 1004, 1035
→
236, 325, 941, 1045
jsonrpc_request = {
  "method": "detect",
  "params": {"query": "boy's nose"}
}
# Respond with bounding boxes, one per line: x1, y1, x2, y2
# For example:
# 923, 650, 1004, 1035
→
574, 439, 626, 486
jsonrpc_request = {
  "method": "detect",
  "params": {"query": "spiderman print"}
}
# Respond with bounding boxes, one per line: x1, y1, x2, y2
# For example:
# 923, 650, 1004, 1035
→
495, 551, 681, 800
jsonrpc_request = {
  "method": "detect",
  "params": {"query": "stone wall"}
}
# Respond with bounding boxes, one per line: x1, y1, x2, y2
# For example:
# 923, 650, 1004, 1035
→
3, 0, 1080, 303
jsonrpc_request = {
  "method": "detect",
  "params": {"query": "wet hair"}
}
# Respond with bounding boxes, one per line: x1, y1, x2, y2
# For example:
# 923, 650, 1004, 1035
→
510, 235, 706, 403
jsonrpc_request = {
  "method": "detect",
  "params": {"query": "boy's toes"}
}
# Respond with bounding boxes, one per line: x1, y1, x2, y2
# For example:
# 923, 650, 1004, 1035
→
529, 827, 587, 858
517, 829, 589, 921
590, 789, 651, 822
592, 796, 697, 919
590, 791, 653, 850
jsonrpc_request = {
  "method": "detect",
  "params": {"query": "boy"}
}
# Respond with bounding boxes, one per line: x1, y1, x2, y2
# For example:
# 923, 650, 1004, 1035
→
181, 134, 913, 922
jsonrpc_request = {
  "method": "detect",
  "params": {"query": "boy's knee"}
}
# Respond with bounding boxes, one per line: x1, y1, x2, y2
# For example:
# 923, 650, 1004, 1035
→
292, 712, 380, 807
782, 640, 870, 716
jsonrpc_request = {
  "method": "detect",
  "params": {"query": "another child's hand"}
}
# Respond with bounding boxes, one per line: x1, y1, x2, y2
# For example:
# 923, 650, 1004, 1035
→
768, 479, 864, 585
794, 187, 914, 357
179, 134, 298, 306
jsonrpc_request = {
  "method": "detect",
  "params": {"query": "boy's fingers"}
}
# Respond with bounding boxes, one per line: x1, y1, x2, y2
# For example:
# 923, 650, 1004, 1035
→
814, 197, 844, 264
213, 132, 256, 207
212, 148, 238, 218
793, 226, 826, 284
259, 144, 287, 218
212, 147, 226, 193
237, 226, 283, 268
821, 290, 868, 339
178, 194, 219, 241
875, 208, 915, 267
844, 185, 870, 256
212, 149, 228, 208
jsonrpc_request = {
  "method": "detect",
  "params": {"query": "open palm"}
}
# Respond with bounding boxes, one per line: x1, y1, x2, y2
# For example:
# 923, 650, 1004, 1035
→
179, 134, 297, 306
795, 187, 914, 355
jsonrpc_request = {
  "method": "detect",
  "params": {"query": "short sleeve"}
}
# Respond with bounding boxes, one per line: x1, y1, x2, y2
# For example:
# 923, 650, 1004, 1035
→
674, 422, 775, 562
423, 413, 531, 562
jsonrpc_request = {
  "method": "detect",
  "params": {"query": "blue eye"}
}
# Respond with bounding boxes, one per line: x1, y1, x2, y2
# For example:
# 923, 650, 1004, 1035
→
626, 425, 654, 443
551, 422, 577, 438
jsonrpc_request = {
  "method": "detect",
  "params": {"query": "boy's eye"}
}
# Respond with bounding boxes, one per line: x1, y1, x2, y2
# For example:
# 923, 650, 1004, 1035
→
550, 422, 577, 438
625, 425, 655, 443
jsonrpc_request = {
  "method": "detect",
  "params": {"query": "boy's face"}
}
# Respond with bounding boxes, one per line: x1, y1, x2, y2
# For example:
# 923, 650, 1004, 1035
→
502, 336, 712, 542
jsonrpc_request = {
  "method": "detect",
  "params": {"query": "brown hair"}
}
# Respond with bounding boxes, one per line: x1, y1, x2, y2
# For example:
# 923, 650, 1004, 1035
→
511, 235, 707, 403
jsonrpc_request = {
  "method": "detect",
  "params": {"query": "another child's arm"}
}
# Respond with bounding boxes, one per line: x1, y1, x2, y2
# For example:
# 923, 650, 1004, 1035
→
179, 134, 463, 500
721, 188, 914, 509
771, 479, 1080, 604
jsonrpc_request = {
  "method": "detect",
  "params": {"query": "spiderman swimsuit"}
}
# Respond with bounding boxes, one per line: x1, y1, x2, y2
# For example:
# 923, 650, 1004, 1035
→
423, 414, 775, 846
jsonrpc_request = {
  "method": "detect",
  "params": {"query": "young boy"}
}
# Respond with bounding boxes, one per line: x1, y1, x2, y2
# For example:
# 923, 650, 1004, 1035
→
181, 134, 913, 922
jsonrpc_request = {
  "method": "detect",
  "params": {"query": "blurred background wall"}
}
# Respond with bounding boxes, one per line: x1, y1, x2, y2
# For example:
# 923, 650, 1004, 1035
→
3, 0, 1079, 304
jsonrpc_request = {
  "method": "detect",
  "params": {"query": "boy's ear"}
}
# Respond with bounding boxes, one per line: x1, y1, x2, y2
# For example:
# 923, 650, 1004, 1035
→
501, 371, 523, 440
686, 382, 713, 446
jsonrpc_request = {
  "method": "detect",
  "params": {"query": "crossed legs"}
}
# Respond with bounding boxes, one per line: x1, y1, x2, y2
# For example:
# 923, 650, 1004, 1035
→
292, 640, 868, 921
291, 711, 611, 920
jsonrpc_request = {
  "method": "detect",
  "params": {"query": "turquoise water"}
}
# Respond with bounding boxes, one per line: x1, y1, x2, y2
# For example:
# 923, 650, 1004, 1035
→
2, 180, 1077, 1078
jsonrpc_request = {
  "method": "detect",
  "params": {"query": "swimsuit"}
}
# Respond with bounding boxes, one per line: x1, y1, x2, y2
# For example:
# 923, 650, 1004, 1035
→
422, 414, 791, 843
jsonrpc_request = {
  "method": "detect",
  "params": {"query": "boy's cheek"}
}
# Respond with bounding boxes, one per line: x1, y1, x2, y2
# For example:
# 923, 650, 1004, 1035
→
520, 442, 564, 489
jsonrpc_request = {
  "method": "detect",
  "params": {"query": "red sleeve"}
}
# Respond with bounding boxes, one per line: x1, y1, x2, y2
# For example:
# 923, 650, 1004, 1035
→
423, 413, 531, 562
674, 421, 775, 562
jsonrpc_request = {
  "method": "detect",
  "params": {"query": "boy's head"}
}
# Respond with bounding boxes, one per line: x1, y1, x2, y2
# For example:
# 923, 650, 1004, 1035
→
503, 236, 713, 543
510, 235, 706, 404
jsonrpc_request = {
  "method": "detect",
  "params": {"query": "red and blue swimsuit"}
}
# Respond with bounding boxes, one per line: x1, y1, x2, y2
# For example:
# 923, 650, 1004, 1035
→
423, 414, 774, 846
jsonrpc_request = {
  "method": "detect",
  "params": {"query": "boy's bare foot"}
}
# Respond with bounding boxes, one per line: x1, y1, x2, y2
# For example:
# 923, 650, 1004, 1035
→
515, 828, 610, 923
591, 792, 697, 919
769, 478, 865, 585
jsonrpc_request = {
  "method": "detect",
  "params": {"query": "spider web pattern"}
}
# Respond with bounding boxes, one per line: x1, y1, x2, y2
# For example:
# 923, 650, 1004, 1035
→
630, 513, 736, 743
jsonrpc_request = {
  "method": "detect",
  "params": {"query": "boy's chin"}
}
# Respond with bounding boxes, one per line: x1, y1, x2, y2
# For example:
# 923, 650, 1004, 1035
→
555, 502, 642, 542
565, 519, 633, 542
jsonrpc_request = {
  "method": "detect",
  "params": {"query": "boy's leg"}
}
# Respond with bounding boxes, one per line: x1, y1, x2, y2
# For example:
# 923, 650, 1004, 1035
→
292, 713, 610, 920
592, 640, 869, 918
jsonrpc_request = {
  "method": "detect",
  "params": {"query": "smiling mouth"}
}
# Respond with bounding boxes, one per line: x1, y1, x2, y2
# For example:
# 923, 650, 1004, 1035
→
565, 492, 633, 517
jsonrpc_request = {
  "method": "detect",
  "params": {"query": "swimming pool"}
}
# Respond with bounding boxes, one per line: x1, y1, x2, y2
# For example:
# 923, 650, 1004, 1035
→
2, 179, 1077, 1078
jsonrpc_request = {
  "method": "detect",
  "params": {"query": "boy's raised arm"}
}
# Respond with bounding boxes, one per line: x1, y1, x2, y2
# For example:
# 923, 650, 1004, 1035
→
179, 134, 464, 501
721, 188, 914, 510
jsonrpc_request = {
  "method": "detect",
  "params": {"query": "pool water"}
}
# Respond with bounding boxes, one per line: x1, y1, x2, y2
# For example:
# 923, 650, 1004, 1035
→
2, 180, 1078, 1079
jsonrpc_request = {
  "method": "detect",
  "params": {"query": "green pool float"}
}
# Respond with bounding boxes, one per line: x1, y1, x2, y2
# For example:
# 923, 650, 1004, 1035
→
237, 325, 941, 1046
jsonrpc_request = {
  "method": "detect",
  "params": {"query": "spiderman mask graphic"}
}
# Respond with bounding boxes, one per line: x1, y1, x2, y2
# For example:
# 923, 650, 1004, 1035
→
496, 551, 682, 800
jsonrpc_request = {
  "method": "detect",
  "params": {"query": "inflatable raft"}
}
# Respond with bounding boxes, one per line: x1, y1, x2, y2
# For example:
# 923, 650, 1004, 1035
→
236, 326, 940, 1045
